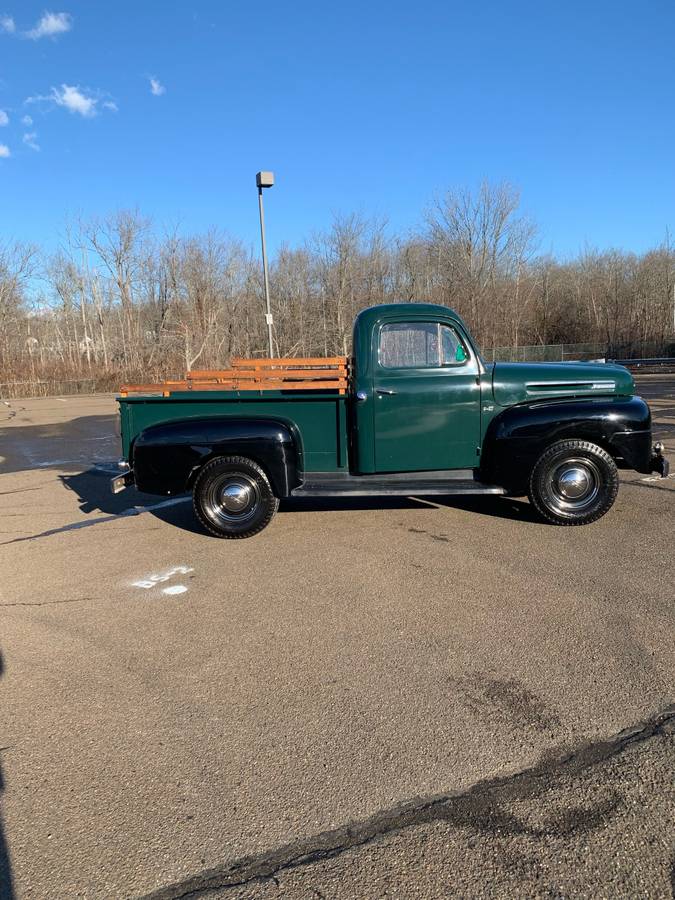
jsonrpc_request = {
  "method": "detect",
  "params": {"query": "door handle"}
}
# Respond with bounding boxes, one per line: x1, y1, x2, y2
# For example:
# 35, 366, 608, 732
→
375, 388, 397, 395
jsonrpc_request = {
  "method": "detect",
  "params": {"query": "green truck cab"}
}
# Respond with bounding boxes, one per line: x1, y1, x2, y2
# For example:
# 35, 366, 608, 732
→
113, 303, 669, 537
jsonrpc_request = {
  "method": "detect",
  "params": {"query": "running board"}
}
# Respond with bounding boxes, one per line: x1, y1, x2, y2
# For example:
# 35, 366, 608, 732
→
291, 471, 505, 498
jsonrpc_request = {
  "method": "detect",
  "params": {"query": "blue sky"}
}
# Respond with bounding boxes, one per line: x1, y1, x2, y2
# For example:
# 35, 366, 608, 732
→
0, 0, 674, 257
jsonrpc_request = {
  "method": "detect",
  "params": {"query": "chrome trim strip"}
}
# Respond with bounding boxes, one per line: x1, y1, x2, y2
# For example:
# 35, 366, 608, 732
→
526, 380, 616, 393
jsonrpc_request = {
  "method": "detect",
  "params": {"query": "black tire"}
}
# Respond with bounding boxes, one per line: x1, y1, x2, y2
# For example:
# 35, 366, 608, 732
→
193, 456, 279, 538
528, 440, 619, 526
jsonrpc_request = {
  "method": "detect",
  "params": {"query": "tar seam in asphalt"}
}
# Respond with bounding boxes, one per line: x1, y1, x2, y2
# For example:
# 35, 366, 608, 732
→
141, 704, 675, 900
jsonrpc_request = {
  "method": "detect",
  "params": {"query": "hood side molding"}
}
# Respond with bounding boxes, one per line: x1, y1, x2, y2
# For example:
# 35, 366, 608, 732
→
526, 380, 616, 394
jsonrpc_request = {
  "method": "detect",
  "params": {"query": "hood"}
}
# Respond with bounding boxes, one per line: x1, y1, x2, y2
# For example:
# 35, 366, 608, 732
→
491, 361, 635, 407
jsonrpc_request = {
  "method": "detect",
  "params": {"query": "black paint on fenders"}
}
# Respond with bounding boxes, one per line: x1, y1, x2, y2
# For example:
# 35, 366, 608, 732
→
480, 395, 653, 492
131, 417, 302, 497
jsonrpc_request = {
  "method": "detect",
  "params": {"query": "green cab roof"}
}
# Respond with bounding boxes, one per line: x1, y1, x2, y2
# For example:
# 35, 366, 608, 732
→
354, 302, 465, 327
353, 303, 475, 362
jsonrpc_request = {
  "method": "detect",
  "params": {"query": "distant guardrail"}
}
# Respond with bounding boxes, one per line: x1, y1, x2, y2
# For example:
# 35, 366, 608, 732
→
610, 357, 675, 369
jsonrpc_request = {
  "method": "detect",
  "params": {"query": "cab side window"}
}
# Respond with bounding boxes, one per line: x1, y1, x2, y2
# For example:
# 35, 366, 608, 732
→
379, 322, 468, 369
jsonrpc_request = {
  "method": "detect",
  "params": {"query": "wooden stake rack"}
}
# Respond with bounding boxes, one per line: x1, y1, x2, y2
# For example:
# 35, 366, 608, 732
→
119, 357, 349, 397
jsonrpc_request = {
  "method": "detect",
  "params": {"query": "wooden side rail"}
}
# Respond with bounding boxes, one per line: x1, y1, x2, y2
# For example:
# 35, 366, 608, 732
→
120, 356, 350, 396
119, 381, 186, 397
188, 370, 346, 382
230, 356, 348, 369
120, 379, 348, 395
188, 358, 348, 378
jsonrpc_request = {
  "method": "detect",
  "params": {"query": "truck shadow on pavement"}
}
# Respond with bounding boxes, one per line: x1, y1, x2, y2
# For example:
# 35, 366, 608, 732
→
61, 468, 163, 516
0, 652, 14, 900
433, 495, 540, 523
0, 415, 119, 476
279, 494, 540, 524
59, 468, 205, 536
61, 467, 540, 535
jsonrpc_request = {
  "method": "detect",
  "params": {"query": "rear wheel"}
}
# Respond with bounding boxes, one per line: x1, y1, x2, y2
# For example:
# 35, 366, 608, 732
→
193, 456, 279, 538
528, 440, 619, 525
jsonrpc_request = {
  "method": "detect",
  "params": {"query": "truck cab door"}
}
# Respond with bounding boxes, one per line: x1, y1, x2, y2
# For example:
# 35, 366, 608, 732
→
371, 319, 481, 473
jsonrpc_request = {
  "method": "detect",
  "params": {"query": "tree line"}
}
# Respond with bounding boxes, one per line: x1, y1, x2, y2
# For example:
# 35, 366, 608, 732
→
1, 181, 674, 396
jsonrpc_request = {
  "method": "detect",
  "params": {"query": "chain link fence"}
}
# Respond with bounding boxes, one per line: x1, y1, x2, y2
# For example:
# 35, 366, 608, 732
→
483, 344, 607, 362
0, 378, 106, 400
485, 339, 675, 363
485, 342, 604, 363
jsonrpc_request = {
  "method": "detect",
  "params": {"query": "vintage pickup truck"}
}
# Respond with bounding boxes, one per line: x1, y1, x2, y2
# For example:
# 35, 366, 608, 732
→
112, 303, 668, 537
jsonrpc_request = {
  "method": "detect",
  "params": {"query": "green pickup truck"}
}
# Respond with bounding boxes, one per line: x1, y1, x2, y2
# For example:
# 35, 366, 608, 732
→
113, 303, 668, 537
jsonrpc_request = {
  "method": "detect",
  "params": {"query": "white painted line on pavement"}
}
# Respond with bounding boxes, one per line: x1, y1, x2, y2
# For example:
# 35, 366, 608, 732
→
132, 565, 194, 589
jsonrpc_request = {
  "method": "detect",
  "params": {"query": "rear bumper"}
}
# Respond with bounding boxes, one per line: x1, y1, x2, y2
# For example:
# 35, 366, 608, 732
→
111, 466, 135, 494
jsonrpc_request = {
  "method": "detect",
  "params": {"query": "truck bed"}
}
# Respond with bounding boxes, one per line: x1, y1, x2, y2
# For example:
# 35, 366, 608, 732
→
119, 389, 349, 473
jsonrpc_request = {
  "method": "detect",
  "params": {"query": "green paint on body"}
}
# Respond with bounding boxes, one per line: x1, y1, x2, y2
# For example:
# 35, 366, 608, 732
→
118, 303, 636, 477
120, 392, 348, 472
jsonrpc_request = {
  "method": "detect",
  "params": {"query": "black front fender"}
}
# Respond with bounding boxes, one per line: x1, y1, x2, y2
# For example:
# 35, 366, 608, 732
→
131, 417, 302, 497
480, 396, 652, 490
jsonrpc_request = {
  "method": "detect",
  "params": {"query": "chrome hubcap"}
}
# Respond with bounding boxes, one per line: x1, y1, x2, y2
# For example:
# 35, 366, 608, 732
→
204, 473, 260, 526
547, 457, 600, 515
221, 482, 254, 512
557, 466, 591, 499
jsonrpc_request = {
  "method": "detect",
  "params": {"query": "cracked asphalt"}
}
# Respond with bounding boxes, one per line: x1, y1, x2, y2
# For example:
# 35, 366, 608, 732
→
0, 377, 673, 899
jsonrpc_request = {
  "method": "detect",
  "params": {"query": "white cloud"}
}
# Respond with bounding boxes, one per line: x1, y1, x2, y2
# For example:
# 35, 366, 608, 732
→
0, 14, 15, 33
149, 76, 165, 96
26, 84, 117, 118
26, 11, 72, 40
23, 131, 39, 151
0, 110, 8, 126
0, 144, 10, 158
38, 83, 96, 116
54, 84, 96, 116
21, 114, 32, 126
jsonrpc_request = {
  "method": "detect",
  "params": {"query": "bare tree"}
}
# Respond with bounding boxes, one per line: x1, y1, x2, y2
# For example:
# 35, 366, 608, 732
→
0, 241, 39, 375
425, 181, 537, 343
1, 191, 674, 398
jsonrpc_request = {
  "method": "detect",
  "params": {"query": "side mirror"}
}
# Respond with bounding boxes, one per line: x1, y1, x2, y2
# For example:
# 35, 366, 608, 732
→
455, 345, 467, 363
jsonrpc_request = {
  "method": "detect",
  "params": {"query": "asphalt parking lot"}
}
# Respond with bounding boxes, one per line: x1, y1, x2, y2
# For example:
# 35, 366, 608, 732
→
0, 376, 673, 899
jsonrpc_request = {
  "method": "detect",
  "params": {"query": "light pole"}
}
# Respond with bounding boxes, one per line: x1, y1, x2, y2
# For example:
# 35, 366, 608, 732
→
256, 171, 275, 357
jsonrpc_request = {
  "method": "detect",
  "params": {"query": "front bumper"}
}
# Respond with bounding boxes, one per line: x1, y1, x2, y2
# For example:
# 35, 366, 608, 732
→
649, 442, 670, 477
609, 430, 670, 475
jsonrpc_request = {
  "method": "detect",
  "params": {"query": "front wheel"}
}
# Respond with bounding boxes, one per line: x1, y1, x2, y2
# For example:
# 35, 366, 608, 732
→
528, 440, 619, 525
193, 456, 279, 538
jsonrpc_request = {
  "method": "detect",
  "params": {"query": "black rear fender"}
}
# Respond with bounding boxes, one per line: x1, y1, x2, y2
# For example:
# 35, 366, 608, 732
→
131, 417, 302, 497
480, 396, 652, 491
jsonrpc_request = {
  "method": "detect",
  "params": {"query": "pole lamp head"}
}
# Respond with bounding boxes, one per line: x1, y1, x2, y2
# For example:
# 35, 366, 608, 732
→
256, 171, 274, 189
